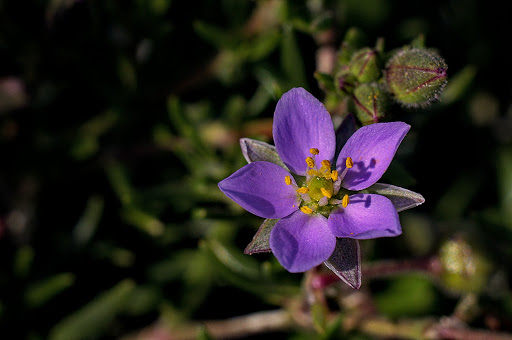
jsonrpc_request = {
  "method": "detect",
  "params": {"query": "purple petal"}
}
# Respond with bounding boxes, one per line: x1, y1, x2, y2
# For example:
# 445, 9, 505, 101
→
218, 162, 300, 219
273, 87, 335, 176
328, 194, 401, 239
270, 211, 336, 272
336, 122, 410, 190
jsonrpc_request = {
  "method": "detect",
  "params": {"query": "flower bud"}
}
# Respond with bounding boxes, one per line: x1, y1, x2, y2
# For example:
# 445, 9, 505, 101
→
385, 48, 447, 107
351, 83, 389, 125
335, 70, 357, 94
438, 236, 492, 295
349, 48, 381, 83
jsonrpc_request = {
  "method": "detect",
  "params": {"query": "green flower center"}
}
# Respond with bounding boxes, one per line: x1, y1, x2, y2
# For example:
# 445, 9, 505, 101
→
284, 148, 354, 217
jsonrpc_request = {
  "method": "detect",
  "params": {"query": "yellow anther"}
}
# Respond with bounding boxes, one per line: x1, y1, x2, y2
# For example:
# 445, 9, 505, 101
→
320, 187, 332, 199
296, 187, 309, 194
345, 157, 354, 169
300, 206, 314, 214
306, 157, 315, 168
284, 176, 292, 185
309, 148, 319, 155
321, 160, 331, 169
331, 170, 338, 181
342, 194, 350, 208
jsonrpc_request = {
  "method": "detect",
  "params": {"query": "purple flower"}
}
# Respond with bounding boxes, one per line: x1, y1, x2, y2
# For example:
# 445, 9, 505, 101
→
219, 88, 411, 273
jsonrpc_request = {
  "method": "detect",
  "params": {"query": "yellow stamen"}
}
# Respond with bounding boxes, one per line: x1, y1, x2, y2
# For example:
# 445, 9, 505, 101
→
321, 160, 331, 169
342, 194, 350, 208
300, 206, 314, 214
296, 187, 309, 194
331, 170, 338, 181
284, 175, 292, 185
309, 148, 319, 155
306, 157, 315, 168
320, 187, 332, 199
345, 157, 354, 169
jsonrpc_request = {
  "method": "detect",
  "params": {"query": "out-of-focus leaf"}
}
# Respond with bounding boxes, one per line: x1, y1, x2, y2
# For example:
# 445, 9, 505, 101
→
123, 285, 160, 316
441, 65, 477, 105
49, 280, 135, 340
243, 29, 281, 61
25, 273, 75, 308
435, 171, 481, 219
193, 21, 237, 49
71, 110, 118, 160
93, 243, 135, 268
121, 207, 165, 237
324, 238, 361, 289
240, 138, 287, 169
105, 161, 134, 206
375, 274, 437, 317
14, 246, 34, 278
73, 195, 104, 246
281, 25, 307, 88
118, 56, 137, 91
244, 218, 277, 254
365, 183, 425, 212
498, 146, 512, 230
311, 301, 328, 334
206, 239, 261, 279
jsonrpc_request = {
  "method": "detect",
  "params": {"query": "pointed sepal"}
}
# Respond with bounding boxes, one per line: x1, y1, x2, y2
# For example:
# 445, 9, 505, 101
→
324, 237, 362, 289
244, 218, 277, 254
365, 183, 425, 212
240, 138, 288, 170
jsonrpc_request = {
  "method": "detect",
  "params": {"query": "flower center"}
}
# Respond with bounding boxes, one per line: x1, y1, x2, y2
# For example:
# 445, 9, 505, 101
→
284, 148, 353, 216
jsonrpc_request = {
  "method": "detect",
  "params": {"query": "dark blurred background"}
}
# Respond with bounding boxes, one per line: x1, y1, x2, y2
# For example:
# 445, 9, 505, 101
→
1, 1, 512, 339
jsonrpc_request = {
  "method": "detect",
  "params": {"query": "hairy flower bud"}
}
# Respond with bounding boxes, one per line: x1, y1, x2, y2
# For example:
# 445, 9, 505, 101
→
349, 48, 381, 83
351, 83, 390, 125
438, 236, 492, 295
385, 48, 447, 107
336, 71, 357, 94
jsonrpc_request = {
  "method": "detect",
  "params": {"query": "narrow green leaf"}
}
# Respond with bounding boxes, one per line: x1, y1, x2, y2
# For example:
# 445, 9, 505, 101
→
206, 239, 260, 279
121, 207, 165, 237
105, 161, 133, 206
281, 25, 307, 87
193, 21, 237, 49
25, 273, 75, 308
498, 146, 512, 229
49, 280, 135, 340
73, 195, 104, 245
441, 65, 477, 105
14, 246, 34, 278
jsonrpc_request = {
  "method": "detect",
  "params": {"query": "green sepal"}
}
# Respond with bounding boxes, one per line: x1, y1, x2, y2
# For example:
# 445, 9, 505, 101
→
244, 218, 277, 254
324, 237, 361, 289
239, 138, 288, 170
363, 183, 425, 212
351, 83, 390, 125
